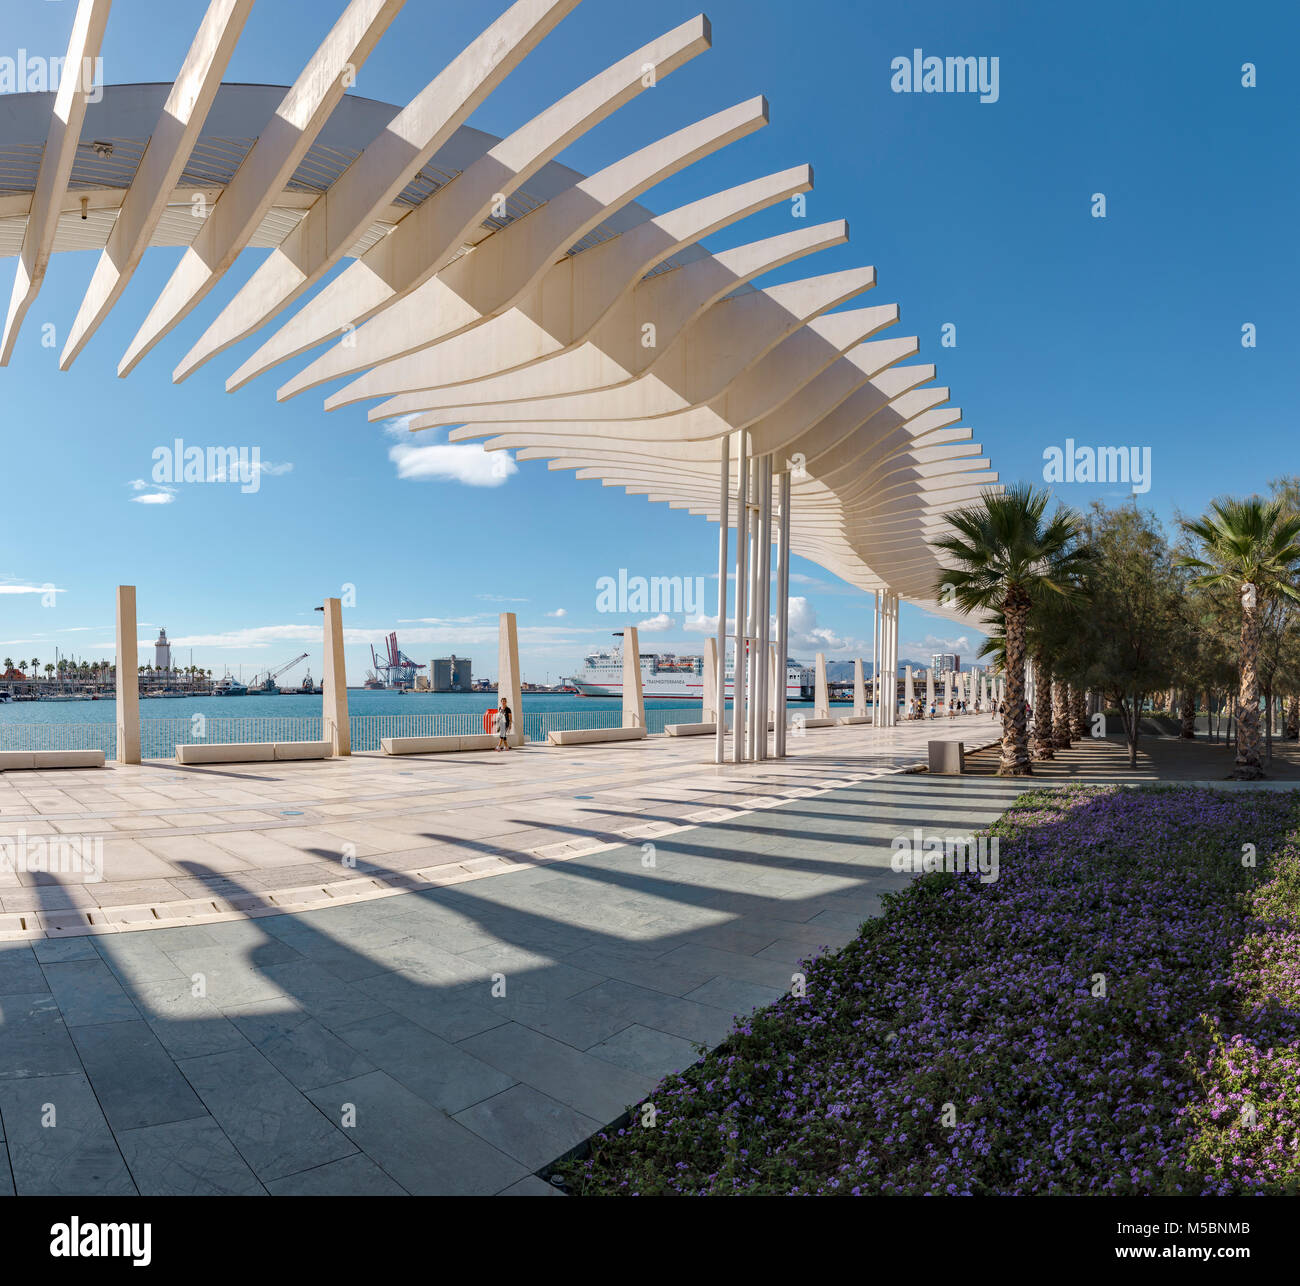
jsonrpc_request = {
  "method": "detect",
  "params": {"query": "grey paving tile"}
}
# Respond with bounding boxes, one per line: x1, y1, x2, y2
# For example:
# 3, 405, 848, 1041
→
40, 959, 139, 1027
499, 1173, 564, 1196
160, 946, 288, 1010
265, 1152, 406, 1195
129, 975, 247, 1061
306, 1070, 528, 1195
557, 944, 717, 997
69, 1020, 206, 1131
117, 1116, 266, 1195
453, 1084, 599, 1171
353, 971, 506, 1043
585, 1023, 703, 1078
0, 945, 47, 996
459, 1022, 653, 1125
31, 937, 100, 964
94, 935, 186, 987
576, 979, 734, 1046
0, 1073, 136, 1195
0, 991, 83, 1079
254, 958, 385, 1029
657, 943, 800, 990
177, 1045, 356, 1182
334, 1010, 513, 1115
683, 975, 785, 1016
226, 1004, 376, 1091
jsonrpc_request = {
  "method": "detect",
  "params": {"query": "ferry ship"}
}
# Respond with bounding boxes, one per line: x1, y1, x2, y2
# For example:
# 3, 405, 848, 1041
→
571, 642, 813, 700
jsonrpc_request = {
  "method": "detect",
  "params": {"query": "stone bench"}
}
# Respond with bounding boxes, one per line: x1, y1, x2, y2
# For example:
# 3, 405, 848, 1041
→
928, 740, 965, 774
836, 715, 871, 725
665, 721, 716, 736
175, 741, 332, 765
0, 749, 106, 770
791, 716, 836, 729
381, 733, 507, 755
547, 726, 648, 746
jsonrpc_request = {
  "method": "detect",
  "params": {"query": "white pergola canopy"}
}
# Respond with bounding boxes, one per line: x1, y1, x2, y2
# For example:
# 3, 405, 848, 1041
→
0, 0, 1001, 616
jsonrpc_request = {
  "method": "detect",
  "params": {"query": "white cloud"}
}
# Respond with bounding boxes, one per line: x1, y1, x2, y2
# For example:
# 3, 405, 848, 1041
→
546, 608, 567, 618
0, 583, 64, 596
902, 632, 976, 663
637, 613, 674, 633
386, 416, 517, 489
131, 490, 176, 505
687, 599, 867, 657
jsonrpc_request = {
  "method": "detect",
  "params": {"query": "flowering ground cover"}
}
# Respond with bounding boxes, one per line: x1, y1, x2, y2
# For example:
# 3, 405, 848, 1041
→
558, 786, 1300, 1195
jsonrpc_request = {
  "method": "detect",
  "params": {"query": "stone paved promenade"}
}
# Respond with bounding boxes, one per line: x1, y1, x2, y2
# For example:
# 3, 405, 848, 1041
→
0, 716, 1023, 1194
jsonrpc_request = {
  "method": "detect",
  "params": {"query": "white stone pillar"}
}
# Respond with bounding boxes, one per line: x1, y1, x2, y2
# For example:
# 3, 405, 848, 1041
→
755, 456, 772, 760
871, 590, 881, 727
815, 652, 830, 720
622, 625, 644, 729
714, 433, 730, 764
731, 432, 749, 764
853, 658, 867, 717
496, 610, 523, 746
888, 593, 898, 726
115, 585, 140, 765
774, 468, 790, 758
926, 667, 936, 710
905, 664, 914, 714
322, 596, 351, 756
945, 669, 953, 714
702, 636, 718, 724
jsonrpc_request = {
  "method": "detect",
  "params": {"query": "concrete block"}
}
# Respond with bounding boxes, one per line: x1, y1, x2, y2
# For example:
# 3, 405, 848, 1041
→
0, 751, 36, 770
547, 727, 648, 746
928, 740, 965, 774
175, 742, 275, 765
272, 741, 332, 761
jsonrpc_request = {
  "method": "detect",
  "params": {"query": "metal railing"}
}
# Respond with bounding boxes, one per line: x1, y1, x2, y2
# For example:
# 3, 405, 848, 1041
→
0, 706, 712, 761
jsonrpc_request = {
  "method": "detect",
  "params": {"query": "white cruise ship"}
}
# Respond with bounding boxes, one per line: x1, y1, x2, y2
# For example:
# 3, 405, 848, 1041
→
571, 643, 813, 700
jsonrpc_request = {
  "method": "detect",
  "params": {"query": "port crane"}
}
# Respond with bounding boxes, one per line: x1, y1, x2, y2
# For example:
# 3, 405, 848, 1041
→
250, 652, 309, 693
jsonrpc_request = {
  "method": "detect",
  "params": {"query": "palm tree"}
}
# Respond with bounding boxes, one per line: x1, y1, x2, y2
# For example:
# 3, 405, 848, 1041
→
933, 484, 1091, 775
1178, 497, 1300, 779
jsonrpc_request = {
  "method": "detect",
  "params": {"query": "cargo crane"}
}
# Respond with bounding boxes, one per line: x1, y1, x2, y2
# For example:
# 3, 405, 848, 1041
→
367, 633, 426, 690
250, 652, 309, 694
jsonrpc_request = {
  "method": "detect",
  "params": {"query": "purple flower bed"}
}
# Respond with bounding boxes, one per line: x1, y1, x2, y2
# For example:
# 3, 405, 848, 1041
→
559, 786, 1300, 1195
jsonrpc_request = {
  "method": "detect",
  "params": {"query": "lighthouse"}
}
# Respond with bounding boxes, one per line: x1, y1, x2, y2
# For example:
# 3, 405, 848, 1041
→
154, 627, 172, 677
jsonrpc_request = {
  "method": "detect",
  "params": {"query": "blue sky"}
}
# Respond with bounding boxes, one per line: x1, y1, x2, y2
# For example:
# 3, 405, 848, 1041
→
1, 0, 1296, 683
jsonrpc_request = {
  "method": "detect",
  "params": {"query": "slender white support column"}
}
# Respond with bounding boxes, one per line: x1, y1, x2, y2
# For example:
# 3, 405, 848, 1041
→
889, 593, 899, 725
498, 610, 524, 745
905, 664, 914, 713
853, 658, 866, 717
322, 596, 351, 756
622, 625, 644, 729
745, 459, 761, 761
731, 432, 749, 764
755, 455, 772, 761
945, 669, 953, 715
814, 652, 830, 720
769, 643, 779, 731
927, 667, 936, 710
714, 433, 730, 764
115, 585, 140, 765
774, 468, 790, 758
882, 594, 891, 725
702, 636, 718, 724
871, 590, 881, 727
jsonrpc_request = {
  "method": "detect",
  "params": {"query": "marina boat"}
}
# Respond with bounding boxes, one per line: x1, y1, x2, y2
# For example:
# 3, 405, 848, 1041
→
572, 641, 814, 700
214, 676, 249, 696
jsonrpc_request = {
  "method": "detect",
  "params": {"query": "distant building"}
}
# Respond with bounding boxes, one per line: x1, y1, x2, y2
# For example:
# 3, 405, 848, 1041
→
431, 655, 472, 692
154, 628, 173, 675
930, 652, 960, 673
